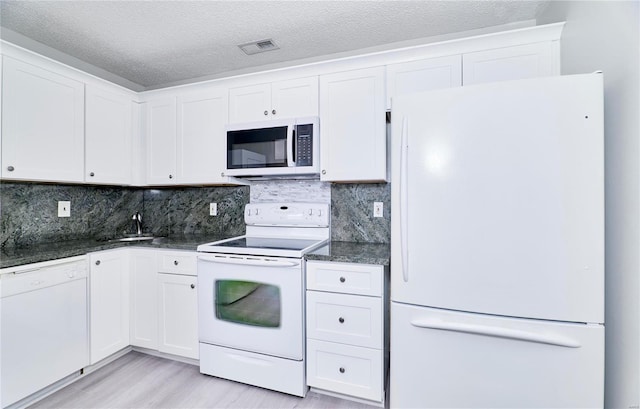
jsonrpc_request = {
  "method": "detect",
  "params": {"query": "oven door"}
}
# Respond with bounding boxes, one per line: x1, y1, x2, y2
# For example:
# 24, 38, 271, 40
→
197, 254, 303, 360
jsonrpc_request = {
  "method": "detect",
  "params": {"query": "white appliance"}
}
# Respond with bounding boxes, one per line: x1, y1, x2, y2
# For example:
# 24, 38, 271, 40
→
197, 202, 329, 397
225, 117, 319, 177
1, 258, 88, 407
390, 74, 604, 408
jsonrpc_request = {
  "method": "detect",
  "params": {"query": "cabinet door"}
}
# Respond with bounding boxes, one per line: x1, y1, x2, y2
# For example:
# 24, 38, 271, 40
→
145, 97, 177, 185
89, 251, 129, 364
319, 67, 386, 182
228, 83, 271, 123
462, 42, 557, 86
85, 85, 133, 185
271, 76, 318, 118
1, 57, 84, 182
129, 250, 158, 350
177, 89, 229, 184
386, 55, 462, 109
158, 273, 198, 359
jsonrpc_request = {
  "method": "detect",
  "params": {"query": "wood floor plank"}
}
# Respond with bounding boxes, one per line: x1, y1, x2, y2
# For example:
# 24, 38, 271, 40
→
29, 352, 377, 409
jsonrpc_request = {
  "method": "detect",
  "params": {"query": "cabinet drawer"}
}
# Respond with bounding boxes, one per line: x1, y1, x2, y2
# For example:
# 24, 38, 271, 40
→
158, 251, 196, 275
307, 291, 382, 349
306, 261, 383, 296
307, 339, 383, 402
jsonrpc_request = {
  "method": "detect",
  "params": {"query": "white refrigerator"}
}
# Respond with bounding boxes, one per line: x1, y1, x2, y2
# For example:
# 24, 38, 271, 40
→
390, 74, 604, 408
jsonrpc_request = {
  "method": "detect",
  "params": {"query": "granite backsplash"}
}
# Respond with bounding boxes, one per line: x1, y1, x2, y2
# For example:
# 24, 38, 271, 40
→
1, 180, 389, 249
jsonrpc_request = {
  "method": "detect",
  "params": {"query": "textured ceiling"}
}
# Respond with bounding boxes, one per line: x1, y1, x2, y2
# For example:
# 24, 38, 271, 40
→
0, 1, 551, 90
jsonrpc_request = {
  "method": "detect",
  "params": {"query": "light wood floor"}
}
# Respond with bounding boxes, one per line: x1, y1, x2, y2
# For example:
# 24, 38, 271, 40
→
30, 351, 378, 409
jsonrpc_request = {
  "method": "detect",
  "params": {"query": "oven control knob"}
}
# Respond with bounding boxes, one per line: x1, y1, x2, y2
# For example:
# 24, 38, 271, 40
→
308, 209, 313, 216
339, 277, 346, 283
338, 317, 345, 324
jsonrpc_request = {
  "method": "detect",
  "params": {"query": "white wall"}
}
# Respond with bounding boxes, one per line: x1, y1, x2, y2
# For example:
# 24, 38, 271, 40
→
538, 2, 640, 408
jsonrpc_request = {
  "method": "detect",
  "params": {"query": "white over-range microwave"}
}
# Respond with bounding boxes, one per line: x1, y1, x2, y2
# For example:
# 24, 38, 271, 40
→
225, 117, 319, 177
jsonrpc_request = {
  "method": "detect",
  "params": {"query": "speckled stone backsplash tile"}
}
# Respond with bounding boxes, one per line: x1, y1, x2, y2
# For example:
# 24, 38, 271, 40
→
142, 186, 249, 237
0, 182, 143, 247
1, 182, 249, 248
331, 183, 390, 243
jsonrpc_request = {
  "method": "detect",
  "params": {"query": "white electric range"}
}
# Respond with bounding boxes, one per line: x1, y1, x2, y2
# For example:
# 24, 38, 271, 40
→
196, 202, 329, 397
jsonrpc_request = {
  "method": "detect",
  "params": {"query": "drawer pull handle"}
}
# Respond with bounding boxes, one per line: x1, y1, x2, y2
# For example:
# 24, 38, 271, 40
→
190, 284, 195, 289
174, 260, 179, 266
339, 277, 346, 283
339, 367, 345, 373
338, 317, 345, 324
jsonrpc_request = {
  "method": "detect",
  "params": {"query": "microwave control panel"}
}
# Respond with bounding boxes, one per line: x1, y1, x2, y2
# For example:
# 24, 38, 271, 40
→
295, 124, 313, 166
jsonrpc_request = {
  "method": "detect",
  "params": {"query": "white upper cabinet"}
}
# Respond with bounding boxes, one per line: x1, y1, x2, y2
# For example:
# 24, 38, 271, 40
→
85, 85, 133, 185
319, 67, 386, 182
386, 55, 462, 109
1, 57, 84, 183
145, 97, 177, 185
228, 76, 318, 123
462, 42, 558, 86
177, 88, 230, 184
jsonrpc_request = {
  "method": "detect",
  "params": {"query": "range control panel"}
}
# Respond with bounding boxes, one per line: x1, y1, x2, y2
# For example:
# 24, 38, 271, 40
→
245, 203, 329, 227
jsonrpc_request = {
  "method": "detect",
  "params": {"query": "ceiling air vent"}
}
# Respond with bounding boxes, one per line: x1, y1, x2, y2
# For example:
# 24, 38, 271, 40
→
238, 39, 280, 55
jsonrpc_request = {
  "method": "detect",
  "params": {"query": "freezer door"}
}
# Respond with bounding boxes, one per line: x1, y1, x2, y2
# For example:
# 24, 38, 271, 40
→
390, 74, 604, 323
390, 302, 604, 408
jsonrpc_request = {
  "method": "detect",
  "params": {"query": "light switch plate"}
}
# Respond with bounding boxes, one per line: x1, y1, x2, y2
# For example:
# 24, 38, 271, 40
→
58, 201, 71, 217
373, 202, 383, 218
209, 202, 217, 216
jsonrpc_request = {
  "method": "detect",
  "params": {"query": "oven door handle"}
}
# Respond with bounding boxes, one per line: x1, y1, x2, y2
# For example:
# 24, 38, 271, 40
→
198, 256, 300, 268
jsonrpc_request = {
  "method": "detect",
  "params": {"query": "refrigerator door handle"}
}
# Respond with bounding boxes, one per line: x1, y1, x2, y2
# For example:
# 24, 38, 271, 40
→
410, 319, 582, 348
400, 116, 409, 282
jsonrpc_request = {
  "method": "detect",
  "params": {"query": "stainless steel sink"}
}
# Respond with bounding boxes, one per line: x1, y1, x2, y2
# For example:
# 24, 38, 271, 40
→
112, 236, 156, 242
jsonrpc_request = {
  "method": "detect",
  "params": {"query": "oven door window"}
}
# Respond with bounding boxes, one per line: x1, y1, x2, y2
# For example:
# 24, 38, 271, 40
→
215, 280, 281, 328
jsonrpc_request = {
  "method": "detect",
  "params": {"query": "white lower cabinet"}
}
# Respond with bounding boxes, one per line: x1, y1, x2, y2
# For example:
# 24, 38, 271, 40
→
158, 272, 199, 359
306, 261, 388, 404
129, 249, 158, 350
89, 250, 130, 364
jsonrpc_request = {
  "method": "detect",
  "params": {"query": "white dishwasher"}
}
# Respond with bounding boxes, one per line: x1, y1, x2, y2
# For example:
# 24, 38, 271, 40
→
1, 258, 89, 407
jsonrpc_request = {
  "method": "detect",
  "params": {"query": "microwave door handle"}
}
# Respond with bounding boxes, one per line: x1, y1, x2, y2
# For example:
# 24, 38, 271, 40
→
287, 125, 296, 167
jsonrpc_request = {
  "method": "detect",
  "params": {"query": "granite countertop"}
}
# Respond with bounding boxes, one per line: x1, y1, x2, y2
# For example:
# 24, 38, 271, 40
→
0, 234, 229, 270
1, 237, 390, 270
306, 241, 390, 266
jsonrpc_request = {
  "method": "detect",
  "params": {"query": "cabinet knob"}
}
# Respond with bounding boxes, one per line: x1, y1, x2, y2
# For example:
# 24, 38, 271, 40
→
339, 276, 346, 283
7, 165, 15, 172
95, 260, 101, 266
174, 260, 179, 266
190, 284, 195, 289
272, 109, 276, 115
339, 367, 346, 374
338, 317, 345, 324
169, 174, 173, 179
321, 170, 327, 175
221, 172, 225, 177
90, 172, 95, 177
264, 110, 268, 116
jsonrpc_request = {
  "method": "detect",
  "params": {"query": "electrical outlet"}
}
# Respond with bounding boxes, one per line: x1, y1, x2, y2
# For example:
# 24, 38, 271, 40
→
373, 202, 383, 218
58, 201, 71, 217
209, 202, 217, 216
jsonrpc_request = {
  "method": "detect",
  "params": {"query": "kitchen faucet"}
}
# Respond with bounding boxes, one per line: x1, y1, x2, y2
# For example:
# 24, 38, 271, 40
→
132, 212, 142, 236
